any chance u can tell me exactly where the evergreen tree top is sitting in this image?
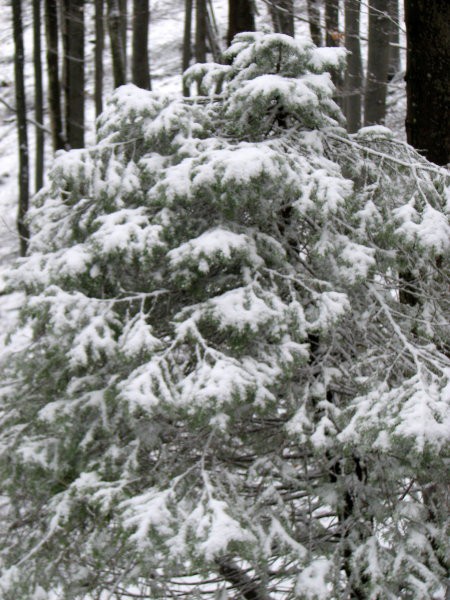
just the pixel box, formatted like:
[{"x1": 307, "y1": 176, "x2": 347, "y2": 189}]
[{"x1": 0, "y1": 33, "x2": 449, "y2": 599}]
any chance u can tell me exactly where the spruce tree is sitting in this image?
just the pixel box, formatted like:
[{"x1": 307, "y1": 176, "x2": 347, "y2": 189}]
[{"x1": 0, "y1": 33, "x2": 449, "y2": 599}]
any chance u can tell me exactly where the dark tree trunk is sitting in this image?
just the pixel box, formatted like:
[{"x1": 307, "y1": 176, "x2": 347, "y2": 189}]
[
  {"x1": 63, "y1": 0, "x2": 85, "y2": 148},
  {"x1": 195, "y1": 0, "x2": 207, "y2": 62},
  {"x1": 307, "y1": 0, "x2": 323, "y2": 46},
  {"x1": 206, "y1": 0, "x2": 221, "y2": 62},
  {"x1": 269, "y1": 0, "x2": 294, "y2": 37},
  {"x1": 227, "y1": 0, "x2": 255, "y2": 46},
  {"x1": 364, "y1": 0, "x2": 390, "y2": 126},
  {"x1": 387, "y1": 0, "x2": 400, "y2": 80},
  {"x1": 344, "y1": 0, "x2": 363, "y2": 132},
  {"x1": 325, "y1": 0, "x2": 343, "y2": 107},
  {"x1": 108, "y1": 0, "x2": 127, "y2": 87},
  {"x1": 182, "y1": 0, "x2": 193, "y2": 96},
  {"x1": 405, "y1": 0, "x2": 450, "y2": 165},
  {"x1": 44, "y1": 0, "x2": 65, "y2": 150},
  {"x1": 119, "y1": 0, "x2": 127, "y2": 75},
  {"x1": 325, "y1": 0, "x2": 339, "y2": 46},
  {"x1": 33, "y1": 0, "x2": 44, "y2": 192},
  {"x1": 132, "y1": 0, "x2": 151, "y2": 89},
  {"x1": 95, "y1": 0, "x2": 104, "y2": 116},
  {"x1": 12, "y1": 0, "x2": 29, "y2": 256},
  {"x1": 403, "y1": 11, "x2": 450, "y2": 593}
]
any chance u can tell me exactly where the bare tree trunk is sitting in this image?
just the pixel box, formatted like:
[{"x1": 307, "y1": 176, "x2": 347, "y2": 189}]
[
  {"x1": 206, "y1": 0, "x2": 221, "y2": 62},
  {"x1": 44, "y1": 0, "x2": 65, "y2": 150},
  {"x1": 182, "y1": 0, "x2": 193, "y2": 96},
  {"x1": 387, "y1": 0, "x2": 400, "y2": 80},
  {"x1": 405, "y1": 0, "x2": 450, "y2": 165},
  {"x1": 132, "y1": 0, "x2": 151, "y2": 89},
  {"x1": 227, "y1": 0, "x2": 255, "y2": 46},
  {"x1": 33, "y1": 0, "x2": 44, "y2": 192},
  {"x1": 95, "y1": 0, "x2": 104, "y2": 116},
  {"x1": 63, "y1": 0, "x2": 85, "y2": 148},
  {"x1": 403, "y1": 10, "x2": 450, "y2": 591},
  {"x1": 344, "y1": 0, "x2": 363, "y2": 132},
  {"x1": 269, "y1": 0, "x2": 295, "y2": 36},
  {"x1": 195, "y1": 0, "x2": 207, "y2": 62},
  {"x1": 364, "y1": 0, "x2": 390, "y2": 126},
  {"x1": 325, "y1": 0, "x2": 343, "y2": 108},
  {"x1": 325, "y1": 0, "x2": 339, "y2": 46},
  {"x1": 307, "y1": 0, "x2": 323, "y2": 46},
  {"x1": 12, "y1": 0, "x2": 29, "y2": 256},
  {"x1": 119, "y1": 0, "x2": 127, "y2": 76},
  {"x1": 108, "y1": 0, "x2": 126, "y2": 87}
]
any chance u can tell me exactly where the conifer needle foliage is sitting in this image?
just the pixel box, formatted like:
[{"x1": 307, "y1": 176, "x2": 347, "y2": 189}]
[{"x1": 0, "y1": 33, "x2": 449, "y2": 599}]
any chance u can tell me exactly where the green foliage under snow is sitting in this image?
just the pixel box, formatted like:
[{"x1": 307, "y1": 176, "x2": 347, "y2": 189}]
[{"x1": 0, "y1": 33, "x2": 449, "y2": 599}]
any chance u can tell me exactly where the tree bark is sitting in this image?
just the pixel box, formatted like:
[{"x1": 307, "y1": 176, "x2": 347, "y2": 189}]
[
  {"x1": 12, "y1": 0, "x2": 29, "y2": 256},
  {"x1": 119, "y1": 0, "x2": 127, "y2": 75},
  {"x1": 364, "y1": 0, "x2": 390, "y2": 126},
  {"x1": 206, "y1": 0, "x2": 221, "y2": 63},
  {"x1": 44, "y1": 0, "x2": 65, "y2": 150},
  {"x1": 95, "y1": 0, "x2": 104, "y2": 116},
  {"x1": 227, "y1": 0, "x2": 255, "y2": 46},
  {"x1": 269, "y1": 0, "x2": 294, "y2": 37},
  {"x1": 307, "y1": 0, "x2": 323, "y2": 46},
  {"x1": 325, "y1": 0, "x2": 339, "y2": 46},
  {"x1": 344, "y1": 0, "x2": 363, "y2": 132},
  {"x1": 195, "y1": 0, "x2": 207, "y2": 63},
  {"x1": 325, "y1": 0, "x2": 343, "y2": 108},
  {"x1": 405, "y1": 0, "x2": 450, "y2": 166},
  {"x1": 108, "y1": 0, "x2": 127, "y2": 87},
  {"x1": 182, "y1": 0, "x2": 193, "y2": 96},
  {"x1": 132, "y1": 0, "x2": 151, "y2": 89},
  {"x1": 63, "y1": 0, "x2": 85, "y2": 148},
  {"x1": 33, "y1": 0, "x2": 44, "y2": 192},
  {"x1": 387, "y1": 0, "x2": 400, "y2": 80}
]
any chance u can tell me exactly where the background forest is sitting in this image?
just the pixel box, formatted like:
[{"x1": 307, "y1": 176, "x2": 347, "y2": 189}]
[{"x1": 0, "y1": 1, "x2": 449, "y2": 600}]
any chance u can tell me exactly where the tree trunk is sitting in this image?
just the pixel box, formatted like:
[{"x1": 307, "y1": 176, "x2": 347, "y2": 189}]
[
  {"x1": 307, "y1": 0, "x2": 323, "y2": 46},
  {"x1": 108, "y1": 0, "x2": 127, "y2": 87},
  {"x1": 269, "y1": 0, "x2": 294, "y2": 37},
  {"x1": 308, "y1": 0, "x2": 323, "y2": 46},
  {"x1": 387, "y1": 0, "x2": 400, "y2": 80},
  {"x1": 33, "y1": 0, "x2": 44, "y2": 192},
  {"x1": 195, "y1": 0, "x2": 207, "y2": 63},
  {"x1": 206, "y1": 0, "x2": 221, "y2": 63},
  {"x1": 119, "y1": 0, "x2": 127, "y2": 75},
  {"x1": 63, "y1": 0, "x2": 85, "y2": 148},
  {"x1": 403, "y1": 12, "x2": 450, "y2": 595},
  {"x1": 344, "y1": 0, "x2": 363, "y2": 132},
  {"x1": 132, "y1": 0, "x2": 151, "y2": 89},
  {"x1": 325, "y1": 0, "x2": 339, "y2": 46},
  {"x1": 227, "y1": 0, "x2": 255, "y2": 46},
  {"x1": 12, "y1": 0, "x2": 29, "y2": 256},
  {"x1": 364, "y1": 0, "x2": 390, "y2": 126},
  {"x1": 44, "y1": 0, "x2": 65, "y2": 150},
  {"x1": 405, "y1": 0, "x2": 450, "y2": 165},
  {"x1": 95, "y1": 0, "x2": 104, "y2": 116},
  {"x1": 182, "y1": 0, "x2": 193, "y2": 96},
  {"x1": 325, "y1": 0, "x2": 343, "y2": 107}
]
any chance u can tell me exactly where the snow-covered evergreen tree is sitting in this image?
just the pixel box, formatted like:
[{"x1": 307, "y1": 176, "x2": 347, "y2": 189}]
[{"x1": 1, "y1": 33, "x2": 449, "y2": 599}]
